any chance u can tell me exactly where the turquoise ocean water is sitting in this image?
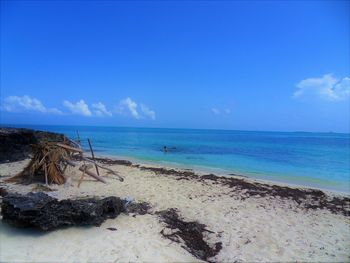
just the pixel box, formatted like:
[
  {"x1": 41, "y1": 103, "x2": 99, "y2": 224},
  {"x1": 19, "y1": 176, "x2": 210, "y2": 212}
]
[{"x1": 5, "y1": 125, "x2": 350, "y2": 193}]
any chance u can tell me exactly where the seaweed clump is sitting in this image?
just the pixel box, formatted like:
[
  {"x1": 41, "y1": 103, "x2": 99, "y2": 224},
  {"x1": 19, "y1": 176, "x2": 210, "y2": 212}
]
[
  {"x1": 200, "y1": 175, "x2": 350, "y2": 216},
  {"x1": 157, "y1": 208, "x2": 222, "y2": 262},
  {"x1": 125, "y1": 201, "x2": 152, "y2": 215},
  {"x1": 73, "y1": 156, "x2": 350, "y2": 216}
]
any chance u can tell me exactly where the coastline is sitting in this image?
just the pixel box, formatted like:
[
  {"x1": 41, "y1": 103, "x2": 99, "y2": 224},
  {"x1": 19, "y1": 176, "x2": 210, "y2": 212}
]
[
  {"x1": 96, "y1": 152, "x2": 350, "y2": 196},
  {"x1": 2, "y1": 125, "x2": 348, "y2": 193},
  {"x1": 1, "y1": 154, "x2": 349, "y2": 262}
]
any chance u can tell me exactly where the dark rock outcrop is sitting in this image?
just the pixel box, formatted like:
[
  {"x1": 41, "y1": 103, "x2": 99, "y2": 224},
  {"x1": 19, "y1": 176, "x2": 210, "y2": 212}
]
[
  {"x1": 0, "y1": 127, "x2": 65, "y2": 163},
  {"x1": 0, "y1": 187, "x2": 8, "y2": 197},
  {"x1": 1, "y1": 192, "x2": 125, "y2": 231}
]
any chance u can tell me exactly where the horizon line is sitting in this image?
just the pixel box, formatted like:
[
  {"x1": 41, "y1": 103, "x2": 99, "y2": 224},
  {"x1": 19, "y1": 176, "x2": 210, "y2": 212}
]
[{"x1": 1, "y1": 123, "x2": 349, "y2": 135}]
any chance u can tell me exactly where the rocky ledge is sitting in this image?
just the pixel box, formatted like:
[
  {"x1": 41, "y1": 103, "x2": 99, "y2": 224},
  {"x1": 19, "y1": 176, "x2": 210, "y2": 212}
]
[
  {"x1": 0, "y1": 127, "x2": 65, "y2": 163},
  {"x1": 1, "y1": 192, "x2": 125, "y2": 231}
]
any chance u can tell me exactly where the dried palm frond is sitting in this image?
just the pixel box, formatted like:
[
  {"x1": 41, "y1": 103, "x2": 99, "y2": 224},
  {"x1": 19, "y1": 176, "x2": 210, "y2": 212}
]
[
  {"x1": 6, "y1": 140, "x2": 78, "y2": 185},
  {"x1": 6, "y1": 136, "x2": 123, "y2": 186}
]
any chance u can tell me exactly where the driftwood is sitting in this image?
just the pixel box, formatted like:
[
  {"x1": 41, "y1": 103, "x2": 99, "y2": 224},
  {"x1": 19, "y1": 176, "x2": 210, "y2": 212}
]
[
  {"x1": 67, "y1": 138, "x2": 81, "y2": 150},
  {"x1": 78, "y1": 167, "x2": 86, "y2": 188},
  {"x1": 7, "y1": 134, "x2": 123, "y2": 186},
  {"x1": 6, "y1": 142, "x2": 69, "y2": 185},
  {"x1": 88, "y1": 138, "x2": 100, "y2": 175},
  {"x1": 80, "y1": 156, "x2": 124, "y2": 182},
  {"x1": 76, "y1": 130, "x2": 81, "y2": 145},
  {"x1": 56, "y1": 143, "x2": 83, "y2": 153},
  {"x1": 79, "y1": 165, "x2": 107, "y2": 184},
  {"x1": 67, "y1": 157, "x2": 123, "y2": 183},
  {"x1": 77, "y1": 164, "x2": 94, "y2": 187},
  {"x1": 44, "y1": 163, "x2": 48, "y2": 186}
]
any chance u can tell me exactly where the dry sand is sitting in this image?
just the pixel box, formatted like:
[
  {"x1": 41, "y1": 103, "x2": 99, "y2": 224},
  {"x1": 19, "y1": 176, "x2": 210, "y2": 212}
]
[{"x1": 0, "y1": 158, "x2": 349, "y2": 262}]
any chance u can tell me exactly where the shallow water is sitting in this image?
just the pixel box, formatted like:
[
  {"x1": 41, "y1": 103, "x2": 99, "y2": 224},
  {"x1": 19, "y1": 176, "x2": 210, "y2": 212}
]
[{"x1": 5, "y1": 125, "x2": 350, "y2": 192}]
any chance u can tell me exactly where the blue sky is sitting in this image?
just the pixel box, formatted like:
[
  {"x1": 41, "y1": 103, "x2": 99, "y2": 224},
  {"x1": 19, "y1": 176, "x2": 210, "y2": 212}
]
[{"x1": 1, "y1": 1, "x2": 349, "y2": 132}]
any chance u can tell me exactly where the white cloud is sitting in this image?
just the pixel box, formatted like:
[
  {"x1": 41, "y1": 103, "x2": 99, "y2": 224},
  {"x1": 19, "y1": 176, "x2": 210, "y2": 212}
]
[
  {"x1": 63, "y1": 99, "x2": 92, "y2": 116},
  {"x1": 2, "y1": 95, "x2": 62, "y2": 114},
  {"x1": 118, "y1": 97, "x2": 139, "y2": 119},
  {"x1": 116, "y1": 97, "x2": 156, "y2": 120},
  {"x1": 334, "y1": 77, "x2": 350, "y2": 99},
  {"x1": 92, "y1": 102, "x2": 112, "y2": 117},
  {"x1": 294, "y1": 74, "x2": 350, "y2": 101},
  {"x1": 140, "y1": 104, "x2": 156, "y2": 120},
  {"x1": 212, "y1": 108, "x2": 220, "y2": 114}
]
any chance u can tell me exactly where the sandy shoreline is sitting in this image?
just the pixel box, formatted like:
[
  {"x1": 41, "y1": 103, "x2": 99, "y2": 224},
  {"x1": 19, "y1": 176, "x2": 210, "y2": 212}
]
[
  {"x1": 0, "y1": 157, "x2": 349, "y2": 262},
  {"x1": 95, "y1": 152, "x2": 350, "y2": 195}
]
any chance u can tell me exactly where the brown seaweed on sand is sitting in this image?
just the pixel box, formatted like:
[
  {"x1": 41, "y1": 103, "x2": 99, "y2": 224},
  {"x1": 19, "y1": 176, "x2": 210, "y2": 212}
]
[
  {"x1": 103, "y1": 157, "x2": 350, "y2": 216},
  {"x1": 200, "y1": 175, "x2": 350, "y2": 216},
  {"x1": 157, "y1": 208, "x2": 222, "y2": 262}
]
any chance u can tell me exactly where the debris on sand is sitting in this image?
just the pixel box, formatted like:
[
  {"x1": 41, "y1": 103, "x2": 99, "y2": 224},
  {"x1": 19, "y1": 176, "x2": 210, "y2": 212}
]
[
  {"x1": 200, "y1": 175, "x2": 350, "y2": 216},
  {"x1": 6, "y1": 139, "x2": 123, "y2": 186},
  {"x1": 6, "y1": 140, "x2": 83, "y2": 185},
  {"x1": 1, "y1": 192, "x2": 125, "y2": 231},
  {"x1": 67, "y1": 155, "x2": 350, "y2": 216},
  {"x1": 0, "y1": 187, "x2": 8, "y2": 197},
  {"x1": 157, "y1": 208, "x2": 222, "y2": 262},
  {"x1": 128, "y1": 162, "x2": 350, "y2": 216},
  {"x1": 73, "y1": 155, "x2": 133, "y2": 167},
  {"x1": 124, "y1": 201, "x2": 152, "y2": 215}
]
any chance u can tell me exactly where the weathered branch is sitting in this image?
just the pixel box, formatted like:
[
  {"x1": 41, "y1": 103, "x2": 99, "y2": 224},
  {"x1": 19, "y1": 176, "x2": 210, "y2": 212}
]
[
  {"x1": 68, "y1": 138, "x2": 82, "y2": 150},
  {"x1": 80, "y1": 156, "x2": 124, "y2": 182},
  {"x1": 56, "y1": 143, "x2": 83, "y2": 153},
  {"x1": 79, "y1": 165, "x2": 107, "y2": 184},
  {"x1": 88, "y1": 138, "x2": 100, "y2": 176}
]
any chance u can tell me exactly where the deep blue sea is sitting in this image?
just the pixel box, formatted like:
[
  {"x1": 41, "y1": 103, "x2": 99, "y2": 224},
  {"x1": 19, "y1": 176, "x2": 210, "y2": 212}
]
[{"x1": 5, "y1": 125, "x2": 350, "y2": 193}]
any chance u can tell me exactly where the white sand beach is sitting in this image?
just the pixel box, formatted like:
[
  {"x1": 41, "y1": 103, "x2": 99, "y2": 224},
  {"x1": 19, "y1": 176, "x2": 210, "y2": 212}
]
[
  {"x1": 2, "y1": 0, "x2": 349, "y2": 262},
  {"x1": 0, "y1": 158, "x2": 349, "y2": 262}
]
